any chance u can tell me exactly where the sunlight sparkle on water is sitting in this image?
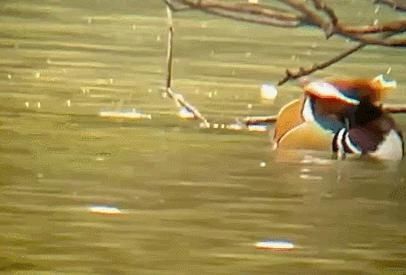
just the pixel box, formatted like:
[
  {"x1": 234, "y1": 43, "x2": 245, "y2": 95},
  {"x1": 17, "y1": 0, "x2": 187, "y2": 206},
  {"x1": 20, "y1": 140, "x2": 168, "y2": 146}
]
[
  {"x1": 255, "y1": 240, "x2": 295, "y2": 250},
  {"x1": 89, "y1": 206, "x2": 122, "y2": 215}
]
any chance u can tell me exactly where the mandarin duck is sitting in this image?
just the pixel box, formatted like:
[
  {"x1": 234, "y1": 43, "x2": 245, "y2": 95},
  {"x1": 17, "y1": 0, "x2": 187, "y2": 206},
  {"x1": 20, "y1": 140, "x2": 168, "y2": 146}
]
[{"x1": 273, "y1": 75, "x2": 404, "y2": 161}]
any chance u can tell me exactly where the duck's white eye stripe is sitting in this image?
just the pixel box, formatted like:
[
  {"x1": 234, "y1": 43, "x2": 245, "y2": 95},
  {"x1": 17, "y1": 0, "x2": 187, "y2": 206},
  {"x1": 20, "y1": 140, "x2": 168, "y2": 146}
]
[
  {"x1": 336, "y1": 128, "x2": 347, "y2": 156},
  {"x1": 302, "y1": 97, "x2": 315, "y2": 121},
  {"x1": 305, "y1": 81, "x2": 360, "y2": 105}
]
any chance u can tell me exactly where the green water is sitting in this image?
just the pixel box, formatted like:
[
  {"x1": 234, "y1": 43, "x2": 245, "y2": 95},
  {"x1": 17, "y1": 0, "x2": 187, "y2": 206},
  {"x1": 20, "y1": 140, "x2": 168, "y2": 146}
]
[{"x1": 0, "y1": 0, "x2": 406, "y2": 274}]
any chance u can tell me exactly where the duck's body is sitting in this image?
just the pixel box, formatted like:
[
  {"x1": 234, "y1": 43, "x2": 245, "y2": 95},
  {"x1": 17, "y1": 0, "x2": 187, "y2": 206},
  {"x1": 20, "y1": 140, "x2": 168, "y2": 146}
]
[
  {"x1": 273, "y1": 97, "x2": 336, "y2": 151},
  {"x1": 272, "y1": 75, "x2": 404, "y2": 161}
]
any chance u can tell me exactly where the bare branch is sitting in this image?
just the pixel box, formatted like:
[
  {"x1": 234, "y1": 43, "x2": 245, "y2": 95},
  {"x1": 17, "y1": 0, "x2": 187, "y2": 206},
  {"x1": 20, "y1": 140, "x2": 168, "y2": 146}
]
[
  {"x1": 161, "y1": 0, "x2": 406, "y2": 134},
  {"x1": 165, "y1": 6, "x2": 174, "y2": 90},
  {"x1": 311, "y1": 0, "x2": 338, "y2": 25},
  {"x1": 288, "y1": 0, "x2": 406, "y2": 46},
  {"x1": 309, "y1": 0, "x2": 406, "y2": 45},
  {"x1": 278, "y1": 42, "x2": 366, "y2": 85},
  {"x1": 278, "y1": 27, "x2": 402, "y2": 85},
  {"x1": 244, "y1": 115, "x2": 278, "y2": 125},
  {"x1": 163, "y1": 0, "x2": 191, "y2": 12},
  {"x1": 169, "y1": 0, "x2": 406, "y2": 47},
  {"x1": 243, "y1": 104, "x2": 406, "y2": 126},
  {"x1": 172, "y1": 0, "x2": 302, "y2": 27},
  {"x1": 338, "y1": 20, "x2": 406, "y2": 34},
  {"x1": 165, "y1": 0, "x2": 405, "y2": 87},
  {"x1": 283, "y1": 0, "x2": 334, "y2": 36},
  {"x1": 382, "y1": 104, "x2": 406, "y2": 113},
  {"x1": 195, "y1": 8, "x2": 301, "y2": 27},
  {"x1": 177, "y1": 0, "x2": 302, "y2": 21},
  {"x1": 375, "y1": 0, "x2": 406, "y2": 11},
  {"x1": 310, "y1": 0, "x2": 406, "y2": 34},
  {"x1": 336, "y1": 31, "x2": 406, "y2": 47}
]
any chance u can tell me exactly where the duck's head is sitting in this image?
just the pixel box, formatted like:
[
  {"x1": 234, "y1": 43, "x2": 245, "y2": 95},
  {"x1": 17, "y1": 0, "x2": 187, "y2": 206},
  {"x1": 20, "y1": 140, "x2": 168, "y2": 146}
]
[
  {"x1": 303, "y1": 75, "x2": 397, "y2": 111},
  {"x1": 303, "y1": 80, "x2": 360, "y2": 117},
  {"x1": 328, "y1": 74, "x2": 397, "y2": 104}
]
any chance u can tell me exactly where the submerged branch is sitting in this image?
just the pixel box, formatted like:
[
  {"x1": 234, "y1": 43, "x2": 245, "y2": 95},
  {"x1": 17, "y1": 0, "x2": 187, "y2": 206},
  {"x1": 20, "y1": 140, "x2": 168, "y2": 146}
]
[{"x1": 167, "y1": 87, "x2": 210, "y2": 126}]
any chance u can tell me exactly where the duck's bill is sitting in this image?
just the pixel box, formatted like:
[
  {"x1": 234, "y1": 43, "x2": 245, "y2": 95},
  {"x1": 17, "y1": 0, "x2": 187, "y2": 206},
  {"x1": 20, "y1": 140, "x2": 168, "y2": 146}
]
[{"x1": 372, "y1": 74, "x2": 397, "y2": 91}]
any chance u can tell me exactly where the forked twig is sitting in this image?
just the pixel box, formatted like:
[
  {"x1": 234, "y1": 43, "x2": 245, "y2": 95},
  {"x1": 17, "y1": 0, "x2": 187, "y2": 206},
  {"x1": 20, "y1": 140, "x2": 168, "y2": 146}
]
[
  {"x1": 164, "y1": 0, "x2": 404, "y2": 85},
  {"x1": 165, "y1": 6, "x2": 210, "y2": 127},
  {"x1": 170, "y1": 0, "x2": 406, "y2": 47},
  {"x1": 163, "y1": 1, "x2": 406, "y2": 129},
  {"x1": 278, "y1": 28, "x2": 399, "y2": 85}
]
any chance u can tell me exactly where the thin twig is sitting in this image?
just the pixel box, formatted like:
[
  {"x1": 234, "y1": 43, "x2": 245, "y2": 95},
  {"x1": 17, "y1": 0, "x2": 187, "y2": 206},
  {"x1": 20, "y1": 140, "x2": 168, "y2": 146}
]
[
  {"x1": 170, "y1": 0, "x2": 303, "y2": 27},
  {"x1": 243, "y1": 115, "x2": 278, "y2": 125},
  {"x1": 282, "y1": 0, "x2": 335, "y2": 37},
  {"x1": 164, "y1": 7, "x2": 174, "y2": 87},
  {"x1": 163, "y1": 0, "x2": 191, "y2": 12},
  {"x1": 375, "y1": 0, "x2": 406, "y2": 11},
  {"x1": 243, "y1": 104, "x2": 406, "y2": 126},
  {"x1": 311, "y1": 0, "x2": 338, "y2": 25},
  {"x1": 167, "y1": 87, "x2": 210, "y2": 126},
  {"x1": 166, "y1": 6, "x2": 173, "y2": 90},
  {"x1": 278, "y1": 42, "x2": 366, "y2": 86},
  {"x1": 383, "y1": 104, "x2": 406, "y2": 113},
  {"x1": 176, "y1": 0, "x2": 302, "y2": 22},
  {"x1": 339, "y1": 32, "x2": 405, "y2": 47},
  {"x1": 337, "y1": 21, "x2": 406, "y2": 34},
  {"x1": 165, "y1": 6, "x2": 210, "y2": 127},
  {"x1": 278, "y1": 29, "x2": 400, "y2": 85},
  {"x1": 284, "y1": 0, "x2": 406, "y2": 46},
  {"x1": 195, "y1": 8, "x2": 301, "y2": 27}
]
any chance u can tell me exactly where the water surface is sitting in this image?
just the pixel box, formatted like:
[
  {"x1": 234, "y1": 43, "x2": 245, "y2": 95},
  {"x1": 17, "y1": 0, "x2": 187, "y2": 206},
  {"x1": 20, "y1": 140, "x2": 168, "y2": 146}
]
[{"x1": 0, "y1": 0, "x2": 406, "y2": 274}]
